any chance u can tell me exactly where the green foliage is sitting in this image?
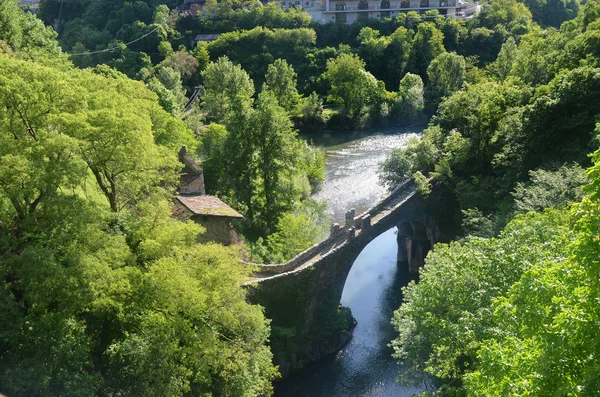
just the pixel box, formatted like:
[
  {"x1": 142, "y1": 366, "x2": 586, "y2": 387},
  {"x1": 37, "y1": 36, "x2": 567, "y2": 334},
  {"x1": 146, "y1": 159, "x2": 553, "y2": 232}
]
[
  {"x1": 512, "y1": 163, "x2": 587, "y2": 214},
  {"x1": 207, "y1": 26, "x2": 318, "y2": 93},
  {"x1": 0, "y1": 0, "x2": 63, "y2": 61},
  {"x1": 199, "y1": 0, "x2": 311, "y2": 31},
  {"x1": 426, "y1": 52, "x2": 466, "y2": 112},
  {"x1": 414, "y1": 171, "x2": 431, "y2": 197},
  {"x1": 462, "y1": 152, "x2": 600, "y2": 395},
  {"x1": 409, "y1": 22, "x2": 445, "y2": 79},
  {"x1": 191, "y1": 41, "x2": 210, "y2": 73},
  {"x1": 379, "y1": 131, "x2": 439, "y2": 190},
  {"x1": 322, "y1": 53, "x2": 380, "y2": 121},
  {"x1": 478, "y1": 0, "x2": 533, "y2": 34},
  {"x1": 0, "y1": 50, "x2": 277, "y2": 396},
  {"x1": 392, "y1": 209, "x2": 574, "y2": 390},
  {"x1": 396, "y1": 72, "x2": 424, "y2": 122},
  {"x1": 250, "y1": 199, "x2": 328, "y2": 263},
  {"x1": 200, "y1": 56, "x2": 255, "y2": 123},
  {"x1": 522, "y1": 0, "x2": 580, "y2": 27},
  {"x1": 460, "y1": 208, "x2": 494, "y2": 238},
  {"x1": 492, "y1": 36, "x2": 518, "y2": 81},
  {"x1": 379, "y1": 148, "x2": 412, "y2": 190},
  {"x1": 263, "y1": 58, "x2": 301, "y2": 114},
  {"x1": 198, "y1": 78, "x2": 324, "y2": 238},
  {"x1": 297, "y1": 91, "x2": 325, "y2": 128}
]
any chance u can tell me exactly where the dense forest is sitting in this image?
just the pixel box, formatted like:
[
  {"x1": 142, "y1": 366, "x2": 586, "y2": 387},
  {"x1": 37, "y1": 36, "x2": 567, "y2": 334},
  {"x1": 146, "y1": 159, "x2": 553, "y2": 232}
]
[
  {"x1": 1, "y1": 0, "x2": 599, "y2": 395},
  {"x1": 383, "y1": 2, "x2": 600, "y2": 395}
]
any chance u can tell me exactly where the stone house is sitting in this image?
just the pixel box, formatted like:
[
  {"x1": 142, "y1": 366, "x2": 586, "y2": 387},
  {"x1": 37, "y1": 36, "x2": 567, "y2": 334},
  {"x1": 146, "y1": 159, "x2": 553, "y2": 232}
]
[
  {"x1": 176, "y1": 0, "x2": 205, "y2": 15},
  {"x1": 173, "y1": 146, "x2": 243, "y2": 246}
]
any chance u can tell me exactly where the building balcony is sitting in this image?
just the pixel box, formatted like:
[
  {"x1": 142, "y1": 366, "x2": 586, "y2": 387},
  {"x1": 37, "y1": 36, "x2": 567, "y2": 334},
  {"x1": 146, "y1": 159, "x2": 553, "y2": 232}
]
[{"x1": 323, "y1": 2, "x2": 456, "y2": 12}]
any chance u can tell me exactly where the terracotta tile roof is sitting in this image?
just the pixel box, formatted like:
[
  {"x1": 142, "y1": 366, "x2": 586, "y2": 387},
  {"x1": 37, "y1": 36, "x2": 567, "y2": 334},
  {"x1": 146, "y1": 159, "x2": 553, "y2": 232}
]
[
  {"x1": 175, "y1": 195, "x2": 243, "y2": 218},
  {"x1": 172, "y1": 200, "x2": 194, "y2": 221}
]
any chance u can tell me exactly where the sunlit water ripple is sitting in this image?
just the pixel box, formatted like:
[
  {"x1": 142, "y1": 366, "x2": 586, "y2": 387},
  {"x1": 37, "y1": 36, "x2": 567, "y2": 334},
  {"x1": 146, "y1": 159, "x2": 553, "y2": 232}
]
[{"x1": 310, "y1": 129, "x2": 421, "y2": 224}]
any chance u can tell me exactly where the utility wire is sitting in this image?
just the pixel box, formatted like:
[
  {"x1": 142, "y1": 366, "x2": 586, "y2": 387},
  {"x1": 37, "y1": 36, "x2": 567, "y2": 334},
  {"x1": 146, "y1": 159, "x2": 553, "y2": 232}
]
[
  {"x1": 69, "y1": 16, "x2": 174, "y2": 57},
  {"x1": 56, "y1": 0, "x2": 64, "y2": 31}
]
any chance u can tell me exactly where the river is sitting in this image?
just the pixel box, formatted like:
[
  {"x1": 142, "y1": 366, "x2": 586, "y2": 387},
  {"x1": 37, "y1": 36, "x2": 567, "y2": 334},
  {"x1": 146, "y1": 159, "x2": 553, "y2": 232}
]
[
  {"x1": 275, "y1": 127, "x2": 425, "y2": 396},
  {"x1": 308, "y1": 128, "x2": 420, "y2": 224}
]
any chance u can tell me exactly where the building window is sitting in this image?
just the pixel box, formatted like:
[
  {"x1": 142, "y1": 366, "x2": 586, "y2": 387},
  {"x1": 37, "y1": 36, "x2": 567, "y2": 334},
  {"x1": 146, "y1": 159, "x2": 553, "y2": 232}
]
[
  {"x1": 439, "y1": 0, "x2": 448, "y2": 5},
  {"x1": 401, "y1": 0, "x2": 410, "y2": 7},
  {"x1": 335, "y1": 1, "x2": 346, "y2": 10},
  {"x1": 357, "y1": 12, "x2": 369, "y2": 21},
  {"x1": 336, "y1": 12, "x2": 347, "y2": 22},
  {"x1": 358, "y1": 0, "x2": 369, "y2": 9},
  {"x1": 381, "y1": 0, "x2": 390, "y2": 8},
  {"x1": 420, "y1": 0, "x2": 429, "y2": 7},
  {"x1": 381, "y1": 11, "x2": 390, "y2": 18}
]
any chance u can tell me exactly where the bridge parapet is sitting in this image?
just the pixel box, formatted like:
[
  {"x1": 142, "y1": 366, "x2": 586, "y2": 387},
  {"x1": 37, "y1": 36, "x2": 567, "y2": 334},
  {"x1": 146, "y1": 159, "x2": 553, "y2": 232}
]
[{"x1": 355, "y1": 177, "x2": 415, "y2": 226}]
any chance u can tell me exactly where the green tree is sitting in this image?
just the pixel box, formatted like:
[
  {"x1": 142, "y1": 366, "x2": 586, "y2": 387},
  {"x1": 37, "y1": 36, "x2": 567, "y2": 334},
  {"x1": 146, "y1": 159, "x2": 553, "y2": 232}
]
[
  {"x1": 247, "y1": 91, "x2": 303, "y2": 234},
  {"x1": 191, "y1": 41, "x2": 210, "y2": 73},
  {"x1": 522, "y1": 0, "x2": 579, "y2": 27},
  {"x1": 391, "y1": 209, "x2": 573, "y2": 392},
  {"x1": 379, "y1": 130, "x2": 439, "y2": 190},
  {"x1": 494, "y1": 36, "x2": 518, "y2": 80},
  {"x1": 409, "y1": 22, "x2": 445, "y2": 80},
  {"x1": 383, "y1": 26, "x2": 413, "y2": 90},
  {"x1": 464, "y1": 149, "x2": 600, "y2": 395},
  {"x1": 0, "y1": 0, "x2": 62, "y2": 61},
  {"x1": 512, "y1": 163, "x2": 587, "y2": 214},
  {"x1": 201, "y1": 56, "x2": 255, "y2": 123},
  {"x1": 322, "y1": 53, "x2": 378, "y2": 120},
  {"x1": 426, "y1": 52, "x2": 466, "y2": 105},
  {"x1": 0, "y1": 52, "x2": 277, "y2": 397},
  {"x1": 251, "y1": 199, "x2": 328, "y2": 263},
  {"x1": 396, "y1": 72, "x2": 424, "y2": 121},
  {"x1": 263, "y1": 58, "x2": 301, "y2": 114},
  {"x1": 425, "y1": 52, "x2": 467, "y2": 113}
]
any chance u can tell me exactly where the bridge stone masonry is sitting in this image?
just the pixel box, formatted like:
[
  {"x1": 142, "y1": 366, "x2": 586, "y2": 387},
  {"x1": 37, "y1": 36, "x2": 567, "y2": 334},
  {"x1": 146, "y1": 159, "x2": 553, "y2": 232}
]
[{"x1": 245, "y1": 177, "x2": 458, "y2": 377}]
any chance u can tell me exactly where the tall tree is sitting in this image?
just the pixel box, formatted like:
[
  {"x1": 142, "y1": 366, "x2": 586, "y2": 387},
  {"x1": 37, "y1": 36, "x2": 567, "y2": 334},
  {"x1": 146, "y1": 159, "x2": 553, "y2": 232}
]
[
  {"x1": 201, "y1": 56, "x2": 255, "y2": 123},
  {"x1": 409, "y1": 22, "x2": 445, "y2": 81},
  {"x1": 322, "y1": 53, "x2": 378, "y2": 120},
  {"x1": 0, "y1": 50, "x2": 277, "y2": 396},
  {"x1": 263, "y1": 58, "x2": 301, "y2": 114},
  {"x1": 426, "y1": 52, "x2": 466, "y2": 111}
]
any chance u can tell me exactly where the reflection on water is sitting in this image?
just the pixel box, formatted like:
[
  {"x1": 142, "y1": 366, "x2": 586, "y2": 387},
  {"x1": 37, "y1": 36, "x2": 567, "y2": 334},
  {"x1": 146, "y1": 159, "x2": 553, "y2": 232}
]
[
  {"x1": 305, "y1": 128, "x2": 422, "y2": 224},
  {"x1": 275, "y1": 229, "x2": 424, "y2": 396}
]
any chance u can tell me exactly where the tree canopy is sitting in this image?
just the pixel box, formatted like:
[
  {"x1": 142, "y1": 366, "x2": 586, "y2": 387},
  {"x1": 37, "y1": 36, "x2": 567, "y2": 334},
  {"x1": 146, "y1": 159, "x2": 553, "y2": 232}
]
[{"x1": 0, "y1": 7, "x2": 278, "y2": 393}]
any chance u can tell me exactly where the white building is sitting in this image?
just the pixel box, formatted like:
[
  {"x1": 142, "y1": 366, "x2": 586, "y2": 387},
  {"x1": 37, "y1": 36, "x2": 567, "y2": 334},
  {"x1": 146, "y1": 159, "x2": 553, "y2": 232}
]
[{"x1": 281, "y1": 0, "x2": 458, "y2": 24}]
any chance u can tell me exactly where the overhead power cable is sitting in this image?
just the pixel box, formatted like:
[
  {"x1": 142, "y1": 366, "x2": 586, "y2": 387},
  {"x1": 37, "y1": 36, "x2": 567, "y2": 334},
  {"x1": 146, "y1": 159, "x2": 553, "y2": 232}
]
[{"x1": 69, "y1": 16, "x2": 174, "y2": 57}]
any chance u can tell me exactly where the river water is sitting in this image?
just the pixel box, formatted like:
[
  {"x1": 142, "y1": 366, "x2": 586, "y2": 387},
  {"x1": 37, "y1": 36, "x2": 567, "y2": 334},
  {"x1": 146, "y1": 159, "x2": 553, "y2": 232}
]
[
  {"x1": 275, "y1": 127, "x2": 425, "y2": 396},
  {"x1": 308, "y1": 128, "x2": 420, "y2": 224}
]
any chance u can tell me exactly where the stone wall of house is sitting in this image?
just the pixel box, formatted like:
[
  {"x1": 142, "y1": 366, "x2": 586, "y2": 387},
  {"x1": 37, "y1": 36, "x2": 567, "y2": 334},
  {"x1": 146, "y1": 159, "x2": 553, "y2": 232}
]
[{"x1": 195, "y1": 216, "x2": 236, "y2": 246}]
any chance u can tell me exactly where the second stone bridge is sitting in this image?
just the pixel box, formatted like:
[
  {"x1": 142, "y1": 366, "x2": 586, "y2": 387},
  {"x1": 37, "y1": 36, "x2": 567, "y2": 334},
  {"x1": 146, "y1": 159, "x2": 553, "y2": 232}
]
[{"x1": 246, "y1": 178, "x2": 456, "y2": 376}]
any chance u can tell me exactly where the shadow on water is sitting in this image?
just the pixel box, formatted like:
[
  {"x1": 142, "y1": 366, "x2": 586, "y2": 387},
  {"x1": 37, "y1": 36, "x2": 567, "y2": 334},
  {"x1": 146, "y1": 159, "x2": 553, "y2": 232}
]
[{"x1": 274, "y1": 228, "x2": 425, "y2": 397}]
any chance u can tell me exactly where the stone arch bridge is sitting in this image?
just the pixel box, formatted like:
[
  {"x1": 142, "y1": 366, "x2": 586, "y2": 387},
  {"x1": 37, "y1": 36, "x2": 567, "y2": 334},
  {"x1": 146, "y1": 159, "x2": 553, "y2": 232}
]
[{"x1": 245, "y1": 178, "x2": 456, "y2": 376}]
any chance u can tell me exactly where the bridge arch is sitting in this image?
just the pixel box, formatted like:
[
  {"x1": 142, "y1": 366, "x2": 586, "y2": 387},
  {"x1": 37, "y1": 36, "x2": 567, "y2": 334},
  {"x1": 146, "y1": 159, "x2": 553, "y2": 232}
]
[{"x1": 246, "y1": 178, "x2": 453, "y2": 376}]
